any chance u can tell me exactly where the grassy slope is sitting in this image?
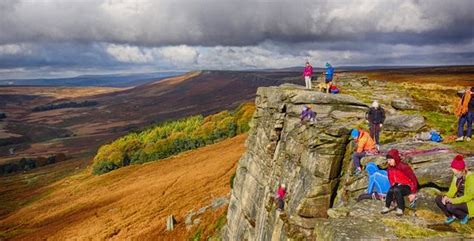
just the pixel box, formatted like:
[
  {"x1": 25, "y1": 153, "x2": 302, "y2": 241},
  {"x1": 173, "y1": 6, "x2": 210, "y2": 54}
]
[{"x1": 0, "y1": 134, "x2": 246, "y2": 240}]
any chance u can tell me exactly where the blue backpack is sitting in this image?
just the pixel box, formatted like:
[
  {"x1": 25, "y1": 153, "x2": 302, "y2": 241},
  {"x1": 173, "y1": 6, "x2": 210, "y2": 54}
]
[{"x1": 430, "y1": 131, "x2": 443, "y2": 142}]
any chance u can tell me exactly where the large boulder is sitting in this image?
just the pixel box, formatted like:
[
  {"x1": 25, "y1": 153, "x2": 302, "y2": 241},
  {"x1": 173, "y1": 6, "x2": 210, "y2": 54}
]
[
  {"x1": 317, "y1": 187, "x2": 468, "y2": 240},
  {"x1": 391, "y1": 98, "x2": 417, "y2": 110},
  {"x1": 384, "y1": 114, "x2": 425, "y2": 132}
]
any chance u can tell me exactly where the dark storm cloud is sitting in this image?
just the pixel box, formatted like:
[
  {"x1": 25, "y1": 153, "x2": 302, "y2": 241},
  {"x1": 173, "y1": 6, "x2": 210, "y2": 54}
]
[
  {"x1": 0, "y1": 43, "x2": 120, "y2": 68},
  {"x1": 0, "y1": 0, "x2": 472, "y2": 47},
  {"x1": 0, "y1": 0, "x2": 472, "y2": 77}
]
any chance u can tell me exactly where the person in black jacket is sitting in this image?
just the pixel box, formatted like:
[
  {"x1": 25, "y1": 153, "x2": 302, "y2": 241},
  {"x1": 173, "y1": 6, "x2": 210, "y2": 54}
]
[
  {"x1": 366, "y1": 100, "x2": 386, "y2": 147},
  {"x1": 456, "y1": 87, "x2": 474, "y2": 142}
]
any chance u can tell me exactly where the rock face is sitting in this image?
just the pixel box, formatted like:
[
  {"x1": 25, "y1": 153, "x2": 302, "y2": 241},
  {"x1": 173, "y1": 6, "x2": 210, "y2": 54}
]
[
  {"x1": 224, "y1": 85, "x2": 368, "y2": 240},
  {"x1": 384, "y1": 114, "x2": 426, "y2": 132},
  {"x1": 224, "y1": 85, "x2": 474, "y2": 240},
  {"x1": 391, "y1": 98, "x2": 417, "y2": 110}
]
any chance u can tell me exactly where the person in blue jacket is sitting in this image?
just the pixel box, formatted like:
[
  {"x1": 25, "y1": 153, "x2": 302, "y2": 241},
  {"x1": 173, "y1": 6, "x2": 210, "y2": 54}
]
[
  {"x1": 324, "y1": 63, "x2": 335, "y2": 93},
  {"x1": 357, "y1": 162, "x2": 390, "y2": 201}
]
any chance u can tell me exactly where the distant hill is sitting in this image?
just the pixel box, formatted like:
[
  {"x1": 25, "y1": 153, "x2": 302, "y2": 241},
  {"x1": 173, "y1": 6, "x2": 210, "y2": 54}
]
[
  {"x1": 0, "y1": 71, "x2": 185, "y2": 87},
  {"x1": 260, "y1": 64, "x2": 474, "y2": 73}
]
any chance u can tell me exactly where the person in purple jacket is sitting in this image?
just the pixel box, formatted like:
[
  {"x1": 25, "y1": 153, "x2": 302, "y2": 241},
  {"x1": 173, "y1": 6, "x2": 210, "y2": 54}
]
[
  {"x1": 300, "y1": 105, "x2": 316, "y2": 123},
  {"x1": 303, "y1": 61, "x2": 313, "y2": 89}
]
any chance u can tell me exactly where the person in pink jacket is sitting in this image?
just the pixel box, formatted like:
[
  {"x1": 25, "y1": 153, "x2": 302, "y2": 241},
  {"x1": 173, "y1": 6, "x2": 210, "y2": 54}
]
[{"x1": 303, "y1": 61, "x2": 313, "y2": 89}]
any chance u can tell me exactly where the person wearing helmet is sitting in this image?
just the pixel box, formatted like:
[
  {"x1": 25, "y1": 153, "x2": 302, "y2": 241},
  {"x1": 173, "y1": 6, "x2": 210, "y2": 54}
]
[{"x1": 350, "y1": 128, "x2": 377, "y2": 176}]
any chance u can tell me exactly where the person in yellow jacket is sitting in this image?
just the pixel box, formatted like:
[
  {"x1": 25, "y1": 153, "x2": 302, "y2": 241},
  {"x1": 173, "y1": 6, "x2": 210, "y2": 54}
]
[
  {"x1": 350, "y1": 128, "x2": 377, "y2": 176},
  {"x1": 435, "y1": 155, "x2": 473, "y2": 225}
]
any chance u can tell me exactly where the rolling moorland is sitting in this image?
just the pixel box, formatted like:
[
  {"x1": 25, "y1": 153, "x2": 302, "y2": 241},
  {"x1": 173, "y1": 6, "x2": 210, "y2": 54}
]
[
  {"x1": 0, "y1": 66, "x2": 473, "y2": 239},
  {"x1": 0, "y1": 70, "x2": 303, "y2": 223}
]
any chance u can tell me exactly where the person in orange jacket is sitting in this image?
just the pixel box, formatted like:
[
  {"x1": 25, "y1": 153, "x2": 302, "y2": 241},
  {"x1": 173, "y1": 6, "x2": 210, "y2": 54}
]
[{"x1": 350, "y1": 128, "x2": 377, "y2": 176}]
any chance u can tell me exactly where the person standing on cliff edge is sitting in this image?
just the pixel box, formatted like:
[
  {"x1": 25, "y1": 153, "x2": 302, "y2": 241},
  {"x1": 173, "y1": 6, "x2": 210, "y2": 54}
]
[
  {"x1": 324, "y1": 62, "x2": 335, "y2": 93},
  {"x1": 303, "y1": 61, "x2": 313, "y2": 89}
]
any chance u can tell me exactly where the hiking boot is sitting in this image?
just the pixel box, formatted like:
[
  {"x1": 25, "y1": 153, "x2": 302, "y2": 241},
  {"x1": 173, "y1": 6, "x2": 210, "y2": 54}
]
[
  {"x1": 460, "y1": 215, "x2": 469, "y2": 225},
  {"x1": 395, "y1": 208, "x2": 403, "y2": 216},
  {"x1": 381, "y1": 207, "x2": 391, "y2": 214},
  {"x1": 408, "y1": 198, "x2": 417, "y2": 209},
  {"x1": 455, "y1": 136, "x2": 464, "y2": 142},
  {"x1": 444, "y1": 216, "x2": 456, "y2": 224},
  {"x1": 353, "y1": 168, "x2": 362, "y2": 176},
  {"x1": 466, "y1": 137, "x2": 472, "y2": 142}
]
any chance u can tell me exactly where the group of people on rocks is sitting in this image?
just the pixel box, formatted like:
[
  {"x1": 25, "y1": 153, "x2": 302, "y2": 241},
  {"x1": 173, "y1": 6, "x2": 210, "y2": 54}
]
[
  {"x1": 350, "y1": 87, "x2": 474, "y2": 224},
  {"x1": 274, "y1": 65, "x2": 474, "y2": 225},
  {"x1": 350, "y1": 86, "x2": 473, "y2": 224},
  {"x1": 303, "y1": 61, "x2": 338, "y2": 94},
  {"x1": 358, "y1": 150, "x2": 473, "y2": 225}
]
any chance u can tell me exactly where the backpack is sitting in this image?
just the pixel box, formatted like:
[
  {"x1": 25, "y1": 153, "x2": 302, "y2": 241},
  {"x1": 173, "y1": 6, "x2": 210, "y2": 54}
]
[
  {"x1": 329, "y1": 85, "x2": 339, "y2": 94},
  {"x1": 430, "y1": 131, "x2": 443, "y2": 142}
]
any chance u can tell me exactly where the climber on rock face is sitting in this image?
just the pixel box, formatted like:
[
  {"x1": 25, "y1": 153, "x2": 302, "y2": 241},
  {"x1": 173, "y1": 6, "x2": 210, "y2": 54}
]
[
  {"x1": 357, "y1": 162, "x2": 390, "y2": 202},
  {"x1": 381, "y1": 149, "x2": 419, "y2": 216},
  {"x1": 435, "y1": 155, "x2": 473, "y2": 225},
  {"x1": 300, "y1": 105, "x2": 316, "y2": 124},
  {"x1": 350, "y1": 128, "x2": 378, "y2": 176},
  {"x1": 275, "y1": 184, "x2": 287, "y2": 212}
]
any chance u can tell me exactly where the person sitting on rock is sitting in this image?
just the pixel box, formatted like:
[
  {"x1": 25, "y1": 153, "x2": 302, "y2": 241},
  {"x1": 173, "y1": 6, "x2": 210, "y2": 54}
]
[
  {"x1": 435, "y1": 155, "x2": 473, "y2": 225},
  {"x1": 381, "y1": 149, "x2": 418, "y2": 216},
  {"x1": 455, "y1": 87, "x2": 474, "y2": 142},
  {"x1": 300, "y1": 105, "x2": 316, "y2": 123},
  {"x1": 357, "y1": 162, "x2": 390, "y2": 202},
  {"x1": 365, "y1": 100, "x2": 385, "y2": 148},
  {"x1": 350, "y1": 128, "x2": 378, "y2": 176},
  {"x1": 275, "y1": 184, "x2": 287, "y2": 212}
]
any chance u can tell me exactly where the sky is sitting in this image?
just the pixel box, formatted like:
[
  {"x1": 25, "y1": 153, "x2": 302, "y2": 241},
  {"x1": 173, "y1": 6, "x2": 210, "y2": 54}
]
[{"x1": 0, "y1": 0, "x2": 473, "y2": 79}]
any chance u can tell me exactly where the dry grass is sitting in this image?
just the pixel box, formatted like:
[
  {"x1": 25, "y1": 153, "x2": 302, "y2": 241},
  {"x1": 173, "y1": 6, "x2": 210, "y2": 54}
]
[
  {"x1": 0, "y1": 134, "x2": 246, "y2": 240},
  {"x1": 382, "y1": 218, "x2": 450, "y2": 238},
  {"x1": 0, "y1": 86, "x2": 126, "y2": 99},
  {"x1": 365, "y1": 68, "x2": 474, "y2": 87}
]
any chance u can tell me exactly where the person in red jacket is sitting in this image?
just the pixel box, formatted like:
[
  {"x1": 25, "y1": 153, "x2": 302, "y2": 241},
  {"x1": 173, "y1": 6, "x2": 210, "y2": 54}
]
[
  {"x1": 381, "y1": 149, "x2": 419, "y2": 216},
  {"x1": 275, "y1": 184, "x2": 287, "y2": 211}
]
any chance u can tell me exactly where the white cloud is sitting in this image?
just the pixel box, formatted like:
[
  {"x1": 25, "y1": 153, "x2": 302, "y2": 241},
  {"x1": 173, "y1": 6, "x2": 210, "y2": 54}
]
[
  {"x1": 156, "y1": 45, "x2": 199, "y2": 65},
  {"x1": 0, "y1": 44, "x2": 31, "y2": 55},
  {"x1": 106, "y1": 44, "x2": 154, "y2": 63}
]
